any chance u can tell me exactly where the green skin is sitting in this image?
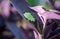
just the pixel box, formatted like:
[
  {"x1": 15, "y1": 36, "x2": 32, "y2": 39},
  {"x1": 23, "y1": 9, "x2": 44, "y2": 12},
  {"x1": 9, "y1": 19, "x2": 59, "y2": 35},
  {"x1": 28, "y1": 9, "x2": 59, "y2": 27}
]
[{"x1": 24, "y1": 12, "x2": 35, "y2": 22}]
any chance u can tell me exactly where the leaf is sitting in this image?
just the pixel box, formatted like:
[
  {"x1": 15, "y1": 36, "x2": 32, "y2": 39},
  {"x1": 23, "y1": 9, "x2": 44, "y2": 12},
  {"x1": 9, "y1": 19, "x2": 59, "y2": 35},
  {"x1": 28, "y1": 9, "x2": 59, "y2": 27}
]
[
  {"x1": 10, "y1": 0, "x2": 43, "y2": 30},
  {"x1": 31, "y1": 6, "x2": 60, "y2": 20},
  {"x1": 24, "y1": 12, "x2": 35, "y2": 22},
  {"x1": 28, "y1": 0, "x2": 45, "y2": 6},
  {"x1": 45, "y1": 4, "x2": 51, "y2": 10}
]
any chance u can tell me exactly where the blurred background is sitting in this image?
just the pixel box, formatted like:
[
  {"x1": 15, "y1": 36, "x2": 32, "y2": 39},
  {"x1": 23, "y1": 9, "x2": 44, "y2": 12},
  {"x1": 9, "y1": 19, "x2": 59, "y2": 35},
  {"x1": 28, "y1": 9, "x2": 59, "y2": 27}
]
[{"x1": 0, "y1": 0, "x2": 60, "y2": 39}]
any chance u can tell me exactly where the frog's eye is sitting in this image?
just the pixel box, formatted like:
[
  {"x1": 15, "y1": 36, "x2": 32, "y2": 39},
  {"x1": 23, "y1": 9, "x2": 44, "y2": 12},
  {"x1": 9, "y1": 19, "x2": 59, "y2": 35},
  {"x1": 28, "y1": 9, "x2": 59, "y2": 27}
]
[{"x1": 24, "y1": 12, "x2": 35, "y2": 22}]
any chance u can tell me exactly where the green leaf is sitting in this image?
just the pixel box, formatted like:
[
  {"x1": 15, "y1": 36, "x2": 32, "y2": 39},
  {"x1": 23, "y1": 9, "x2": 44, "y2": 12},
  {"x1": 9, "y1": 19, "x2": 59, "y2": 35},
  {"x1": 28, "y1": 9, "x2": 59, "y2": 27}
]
[
  {"x1": 28, "y1": 0, "x2": 45, "y2": 6},
  {"x1": 45, "y1": 4, "x2": 51, "y2": 10},
  {"x1": 24, "y1": 12, "x2": 35, "y2": 22}
]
